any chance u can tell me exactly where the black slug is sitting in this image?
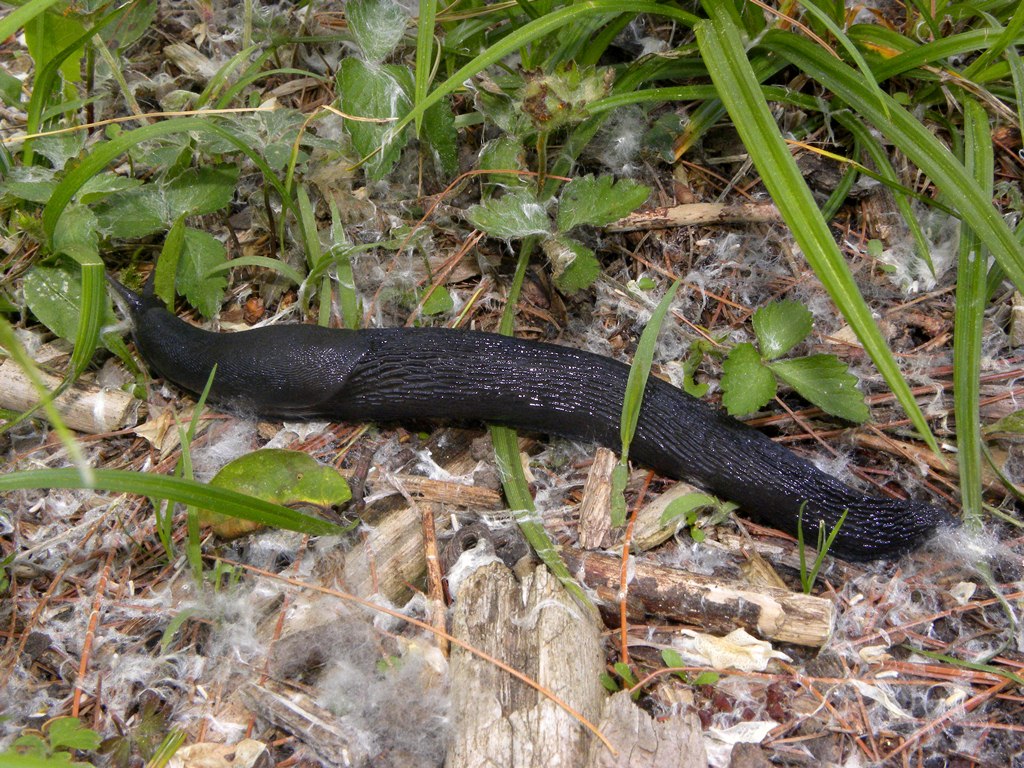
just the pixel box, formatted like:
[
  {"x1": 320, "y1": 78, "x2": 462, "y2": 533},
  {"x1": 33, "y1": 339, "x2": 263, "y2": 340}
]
[{"x1": 111, "y1": 278, "x2": 956, "y2": 561}]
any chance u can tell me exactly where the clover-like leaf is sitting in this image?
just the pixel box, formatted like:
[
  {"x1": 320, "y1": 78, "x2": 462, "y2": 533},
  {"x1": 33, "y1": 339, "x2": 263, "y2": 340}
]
[
  {"x1": 752, "y1": 300, "x2": 812, "y2": 361},
  {"x1": 721, "y1": 342, "x2": 776, "y2": 416},
  {"x1": 769, "y1": 354, "x2": 868, "y2": 422}
]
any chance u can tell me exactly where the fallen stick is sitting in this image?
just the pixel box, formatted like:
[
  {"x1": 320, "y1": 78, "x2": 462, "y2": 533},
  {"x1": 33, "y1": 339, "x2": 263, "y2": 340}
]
[
  {"x1": 608, "y1": 202, "x2": 781, "y2": 232},
  {"x1": 562, "y1": 550, "x2": 834, "y2": 647}
]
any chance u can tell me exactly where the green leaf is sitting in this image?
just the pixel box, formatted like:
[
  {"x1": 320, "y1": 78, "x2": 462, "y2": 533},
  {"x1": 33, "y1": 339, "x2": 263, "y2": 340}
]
[
  {"x1": 52, "y1": 204, "x2": 99, "y2": 263},
  {"x1": 0, "y1": 166, "x2": 57, "y2": 203},
  {"x1": 421, "y1": 285, "x2": 454, "y2": 316},
  {"x1": 46, "y1": 718, "x2": 101, "y2": 752},
  {"x1": 0, "y1": 0, "x2": 66, "y2": 43},
  {"x1": 659, "y1": 492, "x2": 721, "y2": 526},
  {"x1": 661, "y1": 648, "x2": 685, "y2": 669},
  {"x1": 752, "y1": 300, "x2": 812, "y2": 361},
  {"x1": 77, "y1": 173, "x2": 143, "y2": 204},
  {"x1": 23, "y1": 262, "x2": 113, "y2": 342},
  {"x1": 556, "y1": 174, "x2": 649, "y2": 231},
  {"x1": 721, "y1": 342, "x2": 775, "y2": 416},
  {"x1": 177, "y1": 228, "x2": 227, "y2": 319},
  {"x1": 202, "y1": 449, "x2": 352, "y2": 538},
  {"x1": 165, "y1": 164, "x2": 239, "y2": 219},
  {"x1": 154, "y1": 217, "x2": 187, "y2": 310},
  {"x1": 42, "y1": 117, "x2": 292, "y2": 245},
  {"x1": 337, "y1": 59, "x2": 412, "y2": 180},
  {"x1": 0, "y1": 67, "x2": 21, "y2": 106},
  {"x1": 347, "y1": 0, "x2": 408, "y2": 63},
  {"x1": 769, "y1": 355, "x2": 868, "y2": 423},
  {"x1": 423, "y1": 96, "x2": 458, "y2": 177},
  {"x1": 25, "y1": 5, "x2": 85, "y2": 85},
  {"x1": 681, "y1": 340, "x2": 710, "y2": 398},
  {"x1": 542, "y1": 235, "x2": 600, "y2": 294},
  {"x1": 983, "y1": 409, "x2": 1024, "y2": 435},
  {"x1": 478, "y1": 137, "x2": 527, "y2": 191},
  {"x1": 609, "y1": 461, "x2": 629, "y2": 527},
  {"x1": 466, "y1": 190, "x2": 551, "y2": 239}
]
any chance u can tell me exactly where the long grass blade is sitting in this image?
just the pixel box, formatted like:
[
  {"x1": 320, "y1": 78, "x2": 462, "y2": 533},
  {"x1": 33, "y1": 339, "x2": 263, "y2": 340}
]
[
  {"x1": 0, "y1": 469, "x2": 345, "y2": 537},
  {"x1": 763, "y1": 31, "x2": 1024, "y2": 295},
  {"x1": 696, "y1": 8, "x2": 940, "y2": 453},
  {"x1": 954, "y1": 97, "x2": 992, "y2": 529}
]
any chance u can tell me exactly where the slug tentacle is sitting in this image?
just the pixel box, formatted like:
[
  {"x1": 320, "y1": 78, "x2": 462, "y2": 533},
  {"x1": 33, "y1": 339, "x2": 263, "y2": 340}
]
[{"x1": 111, "y1": 277, "x2": 957, "y2": 561}]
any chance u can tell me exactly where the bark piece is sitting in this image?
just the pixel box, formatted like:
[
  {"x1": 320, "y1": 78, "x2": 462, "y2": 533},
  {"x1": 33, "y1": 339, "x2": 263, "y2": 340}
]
[
  {"x1": 446, "y1": 562, "x2": 606, "y2": 768},
  {"x1": 578, "y1": 447, "x2": 618, "y2": 549},
  {"x1": 584, "y1": 690, "x2": 706, "y2": 768},
  {"x1": 0, "y1": 359, "x2": 138, "y2": 434},
  {"x1": 608, "y1": 203, "x2": 781, "y2": 232},
  {"x1": 563, "y1": 550, "x2": 834, "y2": 647},
  {"x1": 628, "y1": 480, "x2": 707, "y2": 552}
]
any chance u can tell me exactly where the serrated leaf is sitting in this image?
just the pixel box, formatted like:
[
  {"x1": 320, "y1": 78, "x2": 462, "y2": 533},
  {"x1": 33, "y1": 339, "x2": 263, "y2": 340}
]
[
  {"x1": 203, "y1": 449, "x2": 351, "y2": 538},
  {"x1": 337, "y1": 59, "x2": 412, "y2": 180},
  {"x1": 542, "y1": 235, "x2": 600, "y2": 293},
  {"x1": 769, "y1": 354, "x2": 868, "y2": 422},
  {"x1": 752, "y1": 300, "x2": 812, "y2": 360},
  {"x1": 721, "y1": 342, "x2": 776, "y2": 416},
  {"x1": 466, "y1": 190, "x2": 551, "y2": 239},
  {"x1": 556, "y1": 174, "x2": 649, "y2": 231},
  {"x1": 52, "y1": 204, "x2": 99, "y2": 263},
  {"x1": 176, "y1": 228, "x2": 227, "y2": 319},
  {"x1": 23, "y1": 263, "x2": 113, "y2": 342},
  {"x1": 423, "y1": 96, "x2": 458, "y2": 177},
  {"x1": 347, "y1": 0, "x2": 408, "y2": 63}
]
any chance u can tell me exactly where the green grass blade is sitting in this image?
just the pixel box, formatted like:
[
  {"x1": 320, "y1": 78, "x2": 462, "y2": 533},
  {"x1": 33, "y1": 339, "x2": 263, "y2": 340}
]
[
  {"x1": 954, "y1": 97, "x2": 992, "y2": 529},
  {"x1": 488, "y1": 241, "x2": 596, "y2": 615},
  {"x1": 793, "y1": 0, "x2": 890, "y2": 120},
  {"x1": 203, "y1": 255, "x2": 306, "y2": 287},
  {"x1": 0, "y1": 469, "x2": 345, "y2": 537},
  {"x1": 763, "y1": 31, "x2": 1024, "y2": 295},
  {"x1": 42, "y1": 116, "x2": 291, "y2": 245},
  {"x1": 961, "y1": 2, "x2": 1024, "y2": 80},
  {"x1": 414, "y1": 0, "x2": 438, "y2": 135},
  {"x1": 0, "y1": 0, "x2": 65, "y2": 42},
  {"x1": 696, "y1": 9, "x2": 940, "y2": 453},
  {"x1": 66, "y1": 257, "x2": 104, "y2": 381}
]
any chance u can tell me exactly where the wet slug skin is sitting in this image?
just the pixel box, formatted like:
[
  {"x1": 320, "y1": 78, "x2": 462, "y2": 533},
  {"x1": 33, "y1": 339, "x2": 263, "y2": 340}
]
[{"x1": 110, "y1": 277, "x2": 957, "y2": 561}]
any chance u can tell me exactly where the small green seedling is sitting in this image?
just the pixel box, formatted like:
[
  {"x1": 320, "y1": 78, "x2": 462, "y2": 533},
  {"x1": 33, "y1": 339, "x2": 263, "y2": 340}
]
[
  {"x1": 797, "y1": 504, "x2": 849, "y2": 594},
  {"x1": 720, "y1": 300, "x2": 868, "y2": 422}
]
